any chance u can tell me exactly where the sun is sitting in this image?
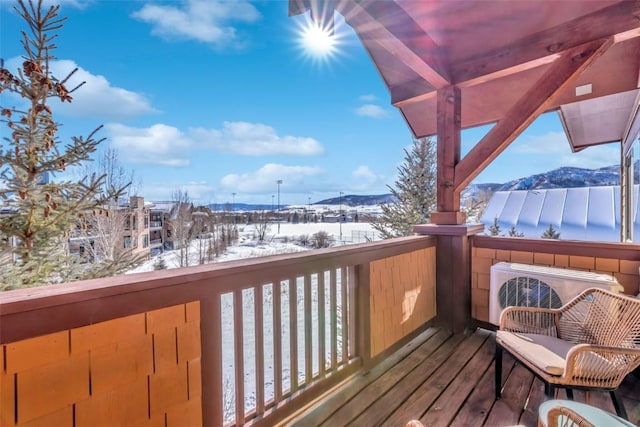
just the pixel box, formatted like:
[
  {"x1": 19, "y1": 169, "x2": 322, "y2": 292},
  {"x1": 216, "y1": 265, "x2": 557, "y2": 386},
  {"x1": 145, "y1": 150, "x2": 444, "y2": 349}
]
[
  {"x1": 294, "y1": 14, "x2": 346, "y2": 65},
  {"x1": 301, "y1": 22, "x2": 337, "y2": 57}
]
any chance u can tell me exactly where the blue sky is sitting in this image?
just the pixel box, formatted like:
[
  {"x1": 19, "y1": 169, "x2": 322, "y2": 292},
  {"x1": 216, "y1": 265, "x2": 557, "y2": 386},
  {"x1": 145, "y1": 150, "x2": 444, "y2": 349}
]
[{"x1": 0, "y1": 0, "x2": 620, "y2": 206}]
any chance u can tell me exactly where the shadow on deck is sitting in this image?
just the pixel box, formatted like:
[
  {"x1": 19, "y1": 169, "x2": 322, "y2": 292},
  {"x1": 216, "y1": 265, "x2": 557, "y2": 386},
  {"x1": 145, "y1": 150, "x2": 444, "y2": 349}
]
[{"x1": 288, "y1": 328, "x2": 640, "y2": 427}]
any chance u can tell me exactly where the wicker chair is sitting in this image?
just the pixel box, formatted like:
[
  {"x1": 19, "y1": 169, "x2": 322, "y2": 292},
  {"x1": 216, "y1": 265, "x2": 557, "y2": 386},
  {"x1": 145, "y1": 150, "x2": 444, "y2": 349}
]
[
  {"x1": 538, "y1": 399, "x2": 637, "y2": 427},
  {"x1": 495, "y1": 287, "x2": 640, "y2": 420}
]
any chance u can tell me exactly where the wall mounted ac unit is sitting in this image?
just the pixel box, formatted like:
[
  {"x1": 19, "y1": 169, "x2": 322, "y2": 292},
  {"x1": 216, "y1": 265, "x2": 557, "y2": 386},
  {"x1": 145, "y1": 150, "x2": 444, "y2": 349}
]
[{"x1": 489, "y1": 262, "x2": 623, "y2": 325}]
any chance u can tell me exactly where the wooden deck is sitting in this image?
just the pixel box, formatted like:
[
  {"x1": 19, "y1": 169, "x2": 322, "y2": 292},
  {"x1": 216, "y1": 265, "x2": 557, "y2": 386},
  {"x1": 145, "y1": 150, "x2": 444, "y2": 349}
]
[{"x1": 288, "y1": 328, "x2": 640, "y2": 427}]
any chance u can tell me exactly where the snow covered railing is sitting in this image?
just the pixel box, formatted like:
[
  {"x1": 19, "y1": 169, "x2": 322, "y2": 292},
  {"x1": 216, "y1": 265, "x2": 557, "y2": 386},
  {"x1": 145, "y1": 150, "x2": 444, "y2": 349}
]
[{"x1": 0, "y1": 235, "x2": 436, "y2": 427}]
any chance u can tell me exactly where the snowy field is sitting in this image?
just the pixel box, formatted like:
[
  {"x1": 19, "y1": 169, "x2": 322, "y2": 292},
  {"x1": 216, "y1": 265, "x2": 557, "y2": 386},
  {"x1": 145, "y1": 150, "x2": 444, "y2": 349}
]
[{"x1": 128, "y1": 221, "x2": 379, "y2": 273}]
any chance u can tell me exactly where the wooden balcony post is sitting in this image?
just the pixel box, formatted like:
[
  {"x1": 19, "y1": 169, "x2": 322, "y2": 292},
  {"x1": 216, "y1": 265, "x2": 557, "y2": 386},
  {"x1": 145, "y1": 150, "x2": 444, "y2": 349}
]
[
  {"x1": 431, "y1": 85, "x2": 465, "y2": 225},
  {"x1": 414, "y1": 224, "x2": 485, "y2": 333}
]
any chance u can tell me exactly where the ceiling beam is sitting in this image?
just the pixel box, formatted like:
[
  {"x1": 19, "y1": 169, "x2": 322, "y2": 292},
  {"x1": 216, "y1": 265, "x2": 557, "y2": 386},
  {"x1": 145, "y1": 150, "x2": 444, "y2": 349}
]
[
  {"x1": 453, "y1": 38, "x2": 613, "y2": 192},
  {"x1": 342, "y1": 1, "x2": 451, "y2": 89},
  {"x1": 451, "y1": 1, "x2": 640, "y2": 86}
]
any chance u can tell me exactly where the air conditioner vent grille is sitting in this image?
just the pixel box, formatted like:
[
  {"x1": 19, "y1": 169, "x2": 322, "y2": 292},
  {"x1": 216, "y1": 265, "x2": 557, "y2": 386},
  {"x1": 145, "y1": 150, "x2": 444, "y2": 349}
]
[
  {"x1": 497, "y1": 276, "x2": 563, "y2": 311},
  {"x1": 488, "y1": 262, "x2": 623, "y2": 325}
]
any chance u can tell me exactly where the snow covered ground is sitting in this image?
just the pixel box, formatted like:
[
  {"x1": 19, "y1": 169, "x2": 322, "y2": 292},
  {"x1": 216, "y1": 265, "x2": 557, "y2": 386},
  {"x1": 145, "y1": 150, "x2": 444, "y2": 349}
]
[{"x1": 128, "y1": 221, "x2": 379, "y2": 273}]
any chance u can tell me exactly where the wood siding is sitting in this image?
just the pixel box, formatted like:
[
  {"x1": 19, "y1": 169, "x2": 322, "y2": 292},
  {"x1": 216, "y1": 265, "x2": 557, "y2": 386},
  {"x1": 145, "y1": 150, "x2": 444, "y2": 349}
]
[
  {"x1": 0, "y1": 302, "x2": 201, "y2": 427},
  {"x1": 470, "y1": 236, "x2": 640, "y2": 323},
  {"x1": 369, "y1": 247, "x2": 437, "y2": 356}
]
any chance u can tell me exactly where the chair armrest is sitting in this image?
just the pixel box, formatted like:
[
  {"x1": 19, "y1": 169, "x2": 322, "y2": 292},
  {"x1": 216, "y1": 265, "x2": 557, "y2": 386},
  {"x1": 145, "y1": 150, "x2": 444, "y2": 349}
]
[
  {"x1": 545, "y1": 405, "x2": 595, "y2": 427},
  {"x1": 499, "y1": 306, "x2": 559, "y2": 336},
  {"x1": 563, "y1": 344, "x2": 640, "y2": 387}
]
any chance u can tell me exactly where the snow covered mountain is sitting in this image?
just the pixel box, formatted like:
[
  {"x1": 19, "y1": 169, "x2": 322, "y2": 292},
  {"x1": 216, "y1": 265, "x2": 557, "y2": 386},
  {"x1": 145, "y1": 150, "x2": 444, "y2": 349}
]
[{"x1": 497, "y1": 165, "x2": 620, "y2": 191}]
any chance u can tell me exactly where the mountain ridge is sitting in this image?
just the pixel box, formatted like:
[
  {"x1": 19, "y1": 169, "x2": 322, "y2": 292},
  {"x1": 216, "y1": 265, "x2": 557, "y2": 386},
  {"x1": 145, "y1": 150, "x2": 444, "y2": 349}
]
[{"x1": 206, "y1": 164, "x2": 628, "y2": 210}]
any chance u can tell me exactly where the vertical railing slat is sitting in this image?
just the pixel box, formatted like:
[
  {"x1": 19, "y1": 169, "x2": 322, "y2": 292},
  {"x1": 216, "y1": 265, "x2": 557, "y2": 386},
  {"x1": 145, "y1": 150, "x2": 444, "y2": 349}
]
[
  {"x1": 341, "y1": 267, "x2": 349, "y2": 363},
  {"x1": 255, "y1": 285, "x2": 265, "y2": 415},
  {"x1": 330, "y1": 269, "x2": 338, "y2": 370},
  {"x1": 318, "y1": 271, "x2": 326, "y2": 377},
  {"x1": 304, "y1": 273, "x2": 312, "y2": 384},
  {"x1": 289, "y1": 277, "x2": 299, "y2": 393},
  {"x1": 233, "y1": 290, "x2": 245, "y2": 426},
  {"x1": 348, "y1": 266, "x2": 359, "y2": 360},
  {"x1": 273, "y1": 280, "x2": 283, "y2": 401}
]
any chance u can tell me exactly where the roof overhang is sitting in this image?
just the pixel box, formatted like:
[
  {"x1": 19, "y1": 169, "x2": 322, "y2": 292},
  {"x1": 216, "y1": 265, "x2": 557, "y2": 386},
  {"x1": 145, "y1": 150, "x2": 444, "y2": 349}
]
[
  {"x1": 290, "y1": 0, "x2": 640, "y2": 150},
  {"x1": 559, "y1": 89, "x2": 640, "y2": 152}
]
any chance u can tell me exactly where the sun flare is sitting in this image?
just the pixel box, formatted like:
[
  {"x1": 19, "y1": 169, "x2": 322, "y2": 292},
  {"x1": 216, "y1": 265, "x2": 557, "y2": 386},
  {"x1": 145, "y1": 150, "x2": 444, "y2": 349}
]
[
  {"x1": 302, "y1": 23, "x2": 336, "y2": 57},
  {"x1": 295, "y1": 14, "x2": 346, "y2": 66}
]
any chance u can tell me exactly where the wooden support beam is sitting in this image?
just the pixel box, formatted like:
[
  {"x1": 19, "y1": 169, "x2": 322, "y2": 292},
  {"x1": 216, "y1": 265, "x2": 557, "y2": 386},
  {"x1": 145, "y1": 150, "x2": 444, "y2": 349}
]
[
  {"x1": 343, "y1": 1, "x2": 450, "y2": 89},
  {"x1": 451, "y1": 1, "x2": 640, "y2": 86},
  {"x1": 454, "y1": 38, "x2": 613, "y2": 192},
  {"x1": 435, "y1": 86, "x2": 461, "y2": 220}
]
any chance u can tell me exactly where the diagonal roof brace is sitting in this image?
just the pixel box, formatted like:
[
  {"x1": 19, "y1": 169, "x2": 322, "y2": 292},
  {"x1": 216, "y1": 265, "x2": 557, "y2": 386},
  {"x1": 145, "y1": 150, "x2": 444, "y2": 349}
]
[{"x1": 453, "y1": 38, "x2": 614, "y2": 193}]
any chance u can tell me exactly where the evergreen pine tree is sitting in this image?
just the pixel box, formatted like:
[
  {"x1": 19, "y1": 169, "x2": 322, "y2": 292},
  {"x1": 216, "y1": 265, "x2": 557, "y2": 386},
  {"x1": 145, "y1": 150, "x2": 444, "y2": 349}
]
[
  {"x1": 488, "y1": 217, "x2": 502, "y2": 236},
  {"x1": 0, "y1": 0, "x2": 131, "y2": 289},
  {"x1": 373, "y1": 137, "x2": 436, "y2": 239},
  {"x1": 541, "y1": 224, "x2": 561, "y2": 239},
  {"x1": 508, "y1": 226, "x2": 524, "y2": 237}
]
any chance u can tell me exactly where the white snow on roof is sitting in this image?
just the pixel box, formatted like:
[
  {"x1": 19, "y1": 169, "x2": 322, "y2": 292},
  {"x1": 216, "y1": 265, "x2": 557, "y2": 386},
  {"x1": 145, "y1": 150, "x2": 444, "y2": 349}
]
[{"x1": 480, "y1": 185, "x2": 639, "y2": 242}]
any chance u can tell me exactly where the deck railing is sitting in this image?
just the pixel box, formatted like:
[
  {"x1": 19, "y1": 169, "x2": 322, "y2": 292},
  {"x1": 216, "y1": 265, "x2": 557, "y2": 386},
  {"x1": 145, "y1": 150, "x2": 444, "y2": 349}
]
[{"x1": 0, "y1": 235, "x2": 436, "y2": 427}]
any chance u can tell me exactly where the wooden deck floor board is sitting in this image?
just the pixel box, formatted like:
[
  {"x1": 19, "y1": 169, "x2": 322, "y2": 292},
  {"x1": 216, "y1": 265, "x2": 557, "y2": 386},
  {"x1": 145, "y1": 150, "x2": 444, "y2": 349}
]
[
  {"x1": 420, "y1": 335, "x2": 496, "y2": 427},
  {"x1": 519, "y1": 374, "x2": 546, "y2": 427},
  {"x1": 318, "y1": 329, "x2": 452, "y2": 426},
  {"x1": 448, "y1": 353, "x2": 516, "y2": 427},
  {"x1": 291, "y1": 328, "x2": 442, "y2": 426},
  {"x1": 484, "y1": 363, "x2": 535, "y2": 426},
  {"x1": 323, "y1": 331, "x2": 462, "y2": 427},
  {"x1": 380, "y1": 330, "x2": 491, "y2": 427},
  {"x1": 288, "y1": 328, "x2": 640, "y2": 427}
]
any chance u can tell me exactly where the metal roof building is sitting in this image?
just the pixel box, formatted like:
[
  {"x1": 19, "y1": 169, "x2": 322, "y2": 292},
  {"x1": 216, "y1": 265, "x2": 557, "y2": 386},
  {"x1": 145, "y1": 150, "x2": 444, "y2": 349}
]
[{"x1": 480, "y1": 186, "x2": 640, "y2": 242}]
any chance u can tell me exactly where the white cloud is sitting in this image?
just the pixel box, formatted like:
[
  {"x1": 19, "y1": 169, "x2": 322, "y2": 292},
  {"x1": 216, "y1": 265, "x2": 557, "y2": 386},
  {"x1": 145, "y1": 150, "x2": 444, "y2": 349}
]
[
  {"x1": 350, "y1": 165, "x2": 382, "y2": 191},
  {"x1": 513, "y1": 131, "x2": 619, "y2": 169},
  {"x1": 107, "y1": 123, "x2": 192, "y2": 167},
  {"x1": 105, "y1": 120, "x2": 323, "y2": 167},
  {"x1": 4, "y1": 57, "x2": 157, "y2": 120},
  {"x1": 352, "y1": 165, "x2": 377, "y2": 183},
  {"x1": 359, "y1": 94, "x2": 377, "y2": 102},
  {"x1": 132, "y1": 0, "x2": 260, "y2": 47},
  {"x1": 220, "y1": 163, "x2": 324, "y2": 193},
  {"x1": 190, "y1": 121, "x2": 324, "y2": 156},
  {"x1": 355, "y1": 104, "x2": 389, "y2": 119}
]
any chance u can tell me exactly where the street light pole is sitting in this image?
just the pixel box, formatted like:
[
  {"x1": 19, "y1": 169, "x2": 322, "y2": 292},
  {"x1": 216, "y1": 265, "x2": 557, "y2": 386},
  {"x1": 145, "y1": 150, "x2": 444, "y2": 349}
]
[
  {"x1": 339, "y1": 191, "x2": 343, "y2": 242},
  {"x1": 277, "y1": 180, "x2": 282, "y2": 234},
  {"x1": 231, "y1": 192, "x2": 236, "y2": 225}
]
